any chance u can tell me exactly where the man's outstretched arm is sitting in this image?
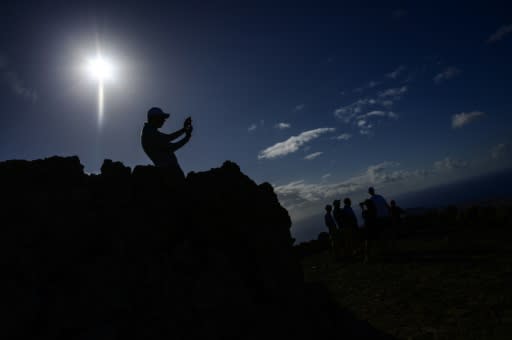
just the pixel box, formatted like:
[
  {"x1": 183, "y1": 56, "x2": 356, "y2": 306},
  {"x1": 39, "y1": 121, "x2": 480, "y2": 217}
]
[
  {"x1": 162, "y1": 128, "x2": 186, "y2": 142},
  {"x1": 168, "y1": 130, "x2": 192, "y2": 152}
]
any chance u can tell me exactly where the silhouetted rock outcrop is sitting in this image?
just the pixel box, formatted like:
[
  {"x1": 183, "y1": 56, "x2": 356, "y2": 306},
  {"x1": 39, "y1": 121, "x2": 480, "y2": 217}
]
[{"x1": 1, "y1": 156, "x2": 391, "y2": 339}]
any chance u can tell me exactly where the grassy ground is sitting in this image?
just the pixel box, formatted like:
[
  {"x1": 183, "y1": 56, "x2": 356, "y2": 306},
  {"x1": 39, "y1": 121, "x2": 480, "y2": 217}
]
[{"x1": 302, "y1": 227, "x2": 512, "y2": 339}]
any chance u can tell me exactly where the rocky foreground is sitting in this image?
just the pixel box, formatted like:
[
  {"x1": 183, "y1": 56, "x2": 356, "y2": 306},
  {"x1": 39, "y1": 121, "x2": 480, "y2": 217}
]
[{"x1": 1, "y1": 156, "x2": 391, "y2": 340}]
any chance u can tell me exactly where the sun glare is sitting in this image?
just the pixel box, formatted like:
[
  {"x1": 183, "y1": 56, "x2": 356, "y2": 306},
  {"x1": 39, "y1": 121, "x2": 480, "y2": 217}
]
[
  {"x1": 87, "y1": 56, "x2": 114, "y2": 81},
  {"x1": 85, "y1": 54, "x2": 116, "y2": 127}
]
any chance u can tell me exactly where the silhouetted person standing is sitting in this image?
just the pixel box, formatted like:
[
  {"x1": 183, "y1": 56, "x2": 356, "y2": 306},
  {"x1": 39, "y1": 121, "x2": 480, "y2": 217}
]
[
  {"x1": 333, "y1": 199, "x2": 349, "y2": 259},
  {"x1": 368, "y1": 187, "x2": 390, "y2": 222},
  {"x1": 343, "y1": 198, "x2": 358, "y2": 229},
  {"x1": 360, "y1": 199, "x2": 377, "y2": 263},
  {"x1": 141, "y1": 107, "x2": 193, "y2": 181},
  {"x1": 343, "y1": 198, "x2": 359, "y2": 257},
  {"x1": 368, "y1": 187, "x2": 392, "y2": 255},
  {"x1": 324, "y1": 205, "x2": 339, "y2": 258},
  {"x1": 332, "y1": 200, "x2": 344, "y2": 229}
]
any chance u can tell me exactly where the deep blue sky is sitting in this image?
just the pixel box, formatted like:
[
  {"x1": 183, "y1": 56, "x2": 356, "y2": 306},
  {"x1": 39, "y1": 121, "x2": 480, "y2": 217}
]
[{"x1": 1, "y1": 1, "x2": 511, "y2": 234}]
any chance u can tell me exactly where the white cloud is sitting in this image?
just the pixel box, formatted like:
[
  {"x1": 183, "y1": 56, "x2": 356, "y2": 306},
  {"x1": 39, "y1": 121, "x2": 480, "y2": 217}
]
[
  {"x1": 274, "y1": 161, "x2": 418, "y2": 205},
  {"x1": 386, "y1": 65, "x2": 406, "y2": 79},
  {"x1": 258, "y1": 127, "x2": 335, "y2": 160},
  {"x1": 434, "y1": 67, "x2": 461, "y2": 83},
  {"x1": 491, "y1": 143, "x2": 510, "y2": 159},
  {"x1": 434, "y1": 157, "x2": 468, "y2": 170},
  {"x1": 304, "y1": 152, "x2": 323, "y2": 160},
  {"x1": 378, "y1": 86, "x2": 408, "y2": 98},
  {"x1": 357, "y1": 119, "x2": 373, "y2": 135},
  {"x1": 354, "y1": 111, "x2": 397, "y2": 135},
  {"x1": 322, "y1": 173, "x2": 331, "y2": 179},
  {"x1": 334, "y1": 133, "x2": 352, "y2": 141},
  {"x1": 294, "y1": 104, "x2": 305, "y2": 111},
  {"x1": 452, "y1": 111, "x2": 485, "y2": 128},
  {"x1": 334, "y1": 98, "x2": 376, "y2": 122},
  {"x1": 358, "y1": 110, "x2": 398, "y2": 119},
  {"x1": 488, "y1": 24, "x2": 512, "y2": 43},
  {"x1": 248, "y1": 124, "x2": 257, "y2": 132},
  {"x1": 334, "y1": 94, "x2": 404, "y2": 135},
  {"x1": 274, "y1": 122, "x2": 291, "y2": 129}
]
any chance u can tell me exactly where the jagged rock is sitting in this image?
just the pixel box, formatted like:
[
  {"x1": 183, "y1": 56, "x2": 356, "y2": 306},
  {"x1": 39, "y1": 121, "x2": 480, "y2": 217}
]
[{"x1": 0, "y1": 156, "x2": 390, "y2": 340}]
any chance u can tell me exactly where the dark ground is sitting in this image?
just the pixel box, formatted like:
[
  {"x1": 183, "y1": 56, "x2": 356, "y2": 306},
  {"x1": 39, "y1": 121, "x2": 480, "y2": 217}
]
[{"x1": 301, "y1": 226, "x2": 512, "y2": 339}]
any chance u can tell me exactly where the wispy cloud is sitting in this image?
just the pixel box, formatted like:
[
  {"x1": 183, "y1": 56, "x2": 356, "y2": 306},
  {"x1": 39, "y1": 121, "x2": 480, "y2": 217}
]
[
  {"x1": 452, "y1": 111, "x2": 485, "y2": 128},
  {"x1": 334, "y1": 133, "x2": 352, "y2": 141},
  {"x1": 357, "y1": 119, "x2": 373, "y2": 135},
  {"x1": 355, "y1": 111, "x2": 398, "y2": 135},
  {"x1": 274, "y1": 122, "x2": 291, "y2": 129},
  {"x1": 0, "y1": 56, "x2": 38, "y2": 102},
  {"x1": 248, "y1": 120, "x2": 265, "y2": 132},
  {"x1": 274, "y1": 161, "x2": 420, "y2": 206},
  {"x1": 353, "y1": 80, "x2": 381, "y2": 93},
  {"x1": 434, "y1": 67, "x2": 461, "y2": 83},
  {"x1": 334, "y1": 95, "x2": 403, "y2": 135},
  {"x1": 304, "y1": 152, "x2": 323, "y2": 160},
  {"x1": 258, "y1": 127, "x2": 335, "y2": 160},
  {"x1": 322, "y1": 173, "x2": 331, "y2": 179},
  {"x1": 294, "y1": 104, "x2": 305, "y2": 111},
  {"x1": 488, "y1": 24, "x2": 512, "y2": 43},
  {"x1": 378, "y1": 86, "x2": 408, "y2": 98},
  {"x1": 434, "y1": 157, "x2": 468, "y2": 170},
  {"x1": 334, "y1": 98, "x2": 377, "y2": 122},
  {"x1": 386, "y1": 65, "x2": 406, "y2": 79},
  {"x1": 491, "y1": 143, "x2": 510, "y2": 159},
  {"x1": 358, "y1": 110, "x2": 398, "y2": 120}
]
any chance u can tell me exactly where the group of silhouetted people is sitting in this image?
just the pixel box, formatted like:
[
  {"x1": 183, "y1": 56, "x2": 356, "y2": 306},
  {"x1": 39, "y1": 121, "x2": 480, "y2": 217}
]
[
  {"x1": 138, "y1": 106, "x2": 406, "y2": 264},
  {"x1": 324, "y1": 187, "x2": 404, "y2": 262}
]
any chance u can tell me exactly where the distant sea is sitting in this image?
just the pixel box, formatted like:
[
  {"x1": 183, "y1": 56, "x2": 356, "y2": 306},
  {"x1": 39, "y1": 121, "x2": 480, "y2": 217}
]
[
  {"x1": 395, "y1": 168, "x2": 512, "y2": 209},
  {"x1": 291, "y1": 168, "x2": 512, "y2": 243}
]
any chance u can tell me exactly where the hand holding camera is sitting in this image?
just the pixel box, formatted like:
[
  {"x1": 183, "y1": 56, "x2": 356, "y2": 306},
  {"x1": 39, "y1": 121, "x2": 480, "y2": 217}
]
[{"x1": 184, "y1": 116, "x2": 193, "y2": 135}]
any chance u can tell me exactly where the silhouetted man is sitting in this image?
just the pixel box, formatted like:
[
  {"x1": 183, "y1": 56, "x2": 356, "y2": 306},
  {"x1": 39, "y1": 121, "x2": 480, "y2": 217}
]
[
  {"x1": 324, "y1": 205, "x2": 339, "y2": 257},
  {"x1": 342, "y1": 198, "x2": 358, "y2": 229},
  {"x1": 339, "y1": 198, "x2": 358, "y2": 258},
  {"x1": 368, "y1": 187, "x2": 390, "y2": 221},
  {"x1": 332, "y1": 200, "x2": 344, "y2": 230},
  {"x1": 368, "y1": 187, "x2": 392, "y2": 254},
  {"x1": 141, "y1": 107, "x2": 193, "y2": 180}
]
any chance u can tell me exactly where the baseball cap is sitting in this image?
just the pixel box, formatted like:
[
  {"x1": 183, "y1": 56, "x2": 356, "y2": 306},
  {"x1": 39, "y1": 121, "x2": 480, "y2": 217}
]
[{"x1": 147, "y1": 107, "x2": 170, "y2": 119}]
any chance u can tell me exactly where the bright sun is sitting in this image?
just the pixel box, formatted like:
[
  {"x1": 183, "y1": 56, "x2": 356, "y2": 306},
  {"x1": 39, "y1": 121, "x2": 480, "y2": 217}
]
[
  {"x1": 87, "y1": 56, "x2": 114, "y2": 82},
  {"x1": 85, "y1": 54, "x2": 116, "y2": 127}
]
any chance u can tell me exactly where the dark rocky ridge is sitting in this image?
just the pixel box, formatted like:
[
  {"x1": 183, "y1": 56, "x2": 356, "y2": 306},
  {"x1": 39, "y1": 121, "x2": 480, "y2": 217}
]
[{"x1": 1, "y1": 156, "x2": 391, "y2": 339}]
